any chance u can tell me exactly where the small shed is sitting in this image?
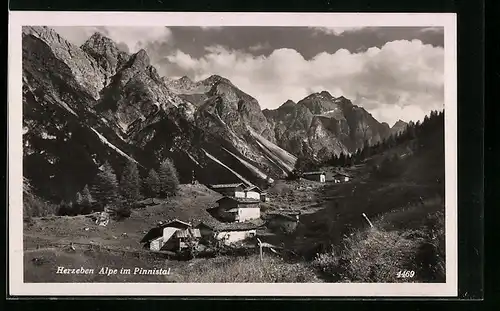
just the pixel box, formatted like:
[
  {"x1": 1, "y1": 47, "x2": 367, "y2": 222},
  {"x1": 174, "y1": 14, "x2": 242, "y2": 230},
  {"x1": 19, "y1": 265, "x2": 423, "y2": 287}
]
[
  {"x1": 196, "y1": 220, "x2": 262, "y2": 246},
  {"x1": 333, "y1": 172, "x2": 351, "y2": 183},
  {"x1": 209, "y1": 183, "x2": 246, "y2": 197},
  {"x1": 302, "y1": 171, "x2": 326, "y2": 183},
  {"x1": 141, "y1": 219, "x2": 193, "y2": 251},
  {"x1": 242, "y1": 185, "x2": 263, "y2": 200},
  {"x1": 215, "y1": 196, "x2": 261, "y2": 222},
  {"x1": 162, "y1": 228, "x2": 202, "y2": 252},
  {"x1": 265, "y1": 210, "x2": 300, "y2": 234}
]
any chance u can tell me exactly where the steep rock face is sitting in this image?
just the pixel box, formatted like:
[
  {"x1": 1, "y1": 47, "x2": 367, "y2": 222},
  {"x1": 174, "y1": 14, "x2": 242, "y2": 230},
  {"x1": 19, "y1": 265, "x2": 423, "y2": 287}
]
[
  {"x1": 186, "y1": 78, "x2": 295, "y2": 180},
  {"x1": 22, "y1": 26, "x2": 300, "y2": 204},
  {"x1": 96, "y1": 49, "x2": 185, "y2": 132},
  {"x1": 22, "y1": 30, "x2": 141, "y2": 202},
  {"x1": 198, "y1": 78, "x2": 275, "y2": 141},
  {"x1": 391, "y1": 120, "x2": 409, "y2": 135},
  {"x1": 264, "y1": 92, "x2": 391, "y2": 160},
  {"x1": 22, "y1": 26, "x2": 107, "y2": 101},
  {"x1": 263, "y1": 100, "x2": 314, "y2": 158},
  {"x1": 81, "y1": 32, "x2": 130, "y2": 85},
  {"x1": 338, "y1": 96, "x2": 391, "y2": 149}
]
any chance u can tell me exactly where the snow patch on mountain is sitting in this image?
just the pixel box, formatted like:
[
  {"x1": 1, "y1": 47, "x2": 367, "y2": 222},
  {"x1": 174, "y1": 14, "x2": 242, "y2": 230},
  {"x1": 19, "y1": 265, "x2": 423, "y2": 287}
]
[
  {"x1": 90, "y1": 128, "x2": 139, "y2": 165},
  {"x1": 201, "y1": 148, "x2": 254, "y2": 187}
]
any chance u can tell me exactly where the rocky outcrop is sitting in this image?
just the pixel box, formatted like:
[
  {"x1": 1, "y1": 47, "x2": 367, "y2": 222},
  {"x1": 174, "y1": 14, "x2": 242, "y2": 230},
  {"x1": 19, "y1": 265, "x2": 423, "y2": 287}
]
[
  {"x1": 22, "y1": 27, "x2": 299, "y2": 203},
  {"x1": 391, "y1": 120, "x2": 409, "y2": 135},
  {"x1": 22, "y1": 26, "x2": 107, "y2": 101},
  {"x1": 81, "y1": 32, "x2": 130, "y2": 85},
  {"x1": 264, "y1": 92, "x2": 392, "y2": 160},
  {"x1": 96, "y1": 49, "x2": 186, "y2": 132}
]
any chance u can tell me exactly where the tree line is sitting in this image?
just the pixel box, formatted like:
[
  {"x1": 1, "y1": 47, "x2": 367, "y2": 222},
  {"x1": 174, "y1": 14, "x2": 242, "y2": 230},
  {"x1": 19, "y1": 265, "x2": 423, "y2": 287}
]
[
  {"x1": 58, "y1": 158, "x2": 180, "y2": 217},
  {"x1": 291, "y1": 110, "x2": 444, "y2": 174},
  {"x1": 330, "y1": 110, "x2": 444, "y2": 167}
]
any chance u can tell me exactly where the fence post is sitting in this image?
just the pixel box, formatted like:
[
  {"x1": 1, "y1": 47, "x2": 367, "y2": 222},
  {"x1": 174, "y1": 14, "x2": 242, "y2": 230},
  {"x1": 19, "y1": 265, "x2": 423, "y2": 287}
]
[
  {"x1": 362, "y1": 213, "x2": 374, "y2": 228},
  {"x1": 257, "y1": 238, "x2": 263, "y2": 261}
]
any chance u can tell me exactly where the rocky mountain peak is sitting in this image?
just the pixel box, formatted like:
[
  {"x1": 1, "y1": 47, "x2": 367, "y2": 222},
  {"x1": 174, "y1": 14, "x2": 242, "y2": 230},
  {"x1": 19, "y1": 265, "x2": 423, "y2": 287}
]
[
  {"x1": 84, "y1": 32, "x2": 115, "y2": 47},
  {"x1": 298, "y1": 91, "x2": 341, "y2": 115},
  {"x1": 391, "y1": 119, "x2": 408, "y2": 135},
  {"x1": 179, "y1": 75, "x2": 193, "y2": 83},
  {"x1": 81, "y1": 32, "x2": 130, "y2": 78},
  {"x1": 130, "y1": 49, "x2": 151, "y2": 69},
  {"x1": 393, "y1": 119, "x2": 408, "y2": 127},
  {"x1": 202, "y1": 74, "x2": 231, "y2": 87},
  {"x1": 23, "y1": 26, "x2": 63, "y2": 43},
  {"x1": 279, "y1": 100, "x2": 296, "y2": 109},
  {"x1": 22, "y1": 26, "x2": 108, "y2": 100}
]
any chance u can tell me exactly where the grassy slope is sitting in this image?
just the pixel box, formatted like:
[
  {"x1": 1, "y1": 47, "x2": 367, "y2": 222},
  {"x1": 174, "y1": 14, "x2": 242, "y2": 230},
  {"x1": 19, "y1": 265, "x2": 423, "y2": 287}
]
[
  {"x1": 24, "y1": 132, "x2": 445, "y2": 283},
  {"x1": 24, "y1": 184, "x2": 222, "y2": 250}
]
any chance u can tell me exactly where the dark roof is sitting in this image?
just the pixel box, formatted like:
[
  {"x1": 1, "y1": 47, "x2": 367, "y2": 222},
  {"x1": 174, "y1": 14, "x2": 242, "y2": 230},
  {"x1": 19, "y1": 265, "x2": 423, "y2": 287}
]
[
  {"x1": 244, "y1": 185, "x2": 262, "y2": 192},
  {"x1": 216, "y1": 196, "x2": 261, "y2": 204},
  {"x1": 196, "y1": 219, "x2": 264, "y2": 231},
  {"x1": 140, "y1": 227, "x2": 163, "y2": 243},
  {"x1": 140, "y1": 219, "x2": 192, "y2": 243},
  {"x1": 333, "y1": 172, "x2": 351, "y2": 177},
  {"x1": 164, "y1": 219, "x2": 192, "y2": 227},
  {"x1": 302, "y1": 171, "x2": 326, "y2": 176},
  {"x1": 175, "y1": 228, "x2": 202, "y2": 238},
  {"x1": 267, "y1": 210, "x2": 301, "y2": 216},
  {"x1": 210, "y1": 183, "x2": 245, "y2": 189}
]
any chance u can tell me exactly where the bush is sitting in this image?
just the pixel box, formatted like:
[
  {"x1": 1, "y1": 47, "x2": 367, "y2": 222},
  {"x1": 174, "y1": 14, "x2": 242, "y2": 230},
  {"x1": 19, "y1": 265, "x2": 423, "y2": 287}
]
[
  {"x1": 313, "y1": 221, "x2": 445, "y2": 283},
  {"x1": 23, "y1": 177, "x2": 58, "y2": 218},
  {"x1": 166, "y1": 255, "x2": 321, "y2": 283},
  {"x1": 108, "y1": 202, "x2": 132, "y2": 221}
]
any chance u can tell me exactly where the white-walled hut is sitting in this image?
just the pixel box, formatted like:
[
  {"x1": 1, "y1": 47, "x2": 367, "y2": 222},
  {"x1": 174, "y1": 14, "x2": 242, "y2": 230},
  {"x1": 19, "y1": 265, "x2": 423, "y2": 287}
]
[
  {"x1": 333, "y1": 172, "x2": 351, "y2": 183},
  {"x1": 302, "y1": 171, "x2": 326, "y2": 183},
  {"x1": 140, "y1": 219, "x2": 195, "y2": 251},
  {"x1": 215, "y1": 196, "x2": 261, "y2": 223},
  {"x1": 242, "y1": 185, "x2": 263, "y2": 200},
  {"x1": 196, "y1": 220, "x2": 262, "y2": 246},
  {"x1": 209, "y1": 183, "x2": 246, "y2": 197}
]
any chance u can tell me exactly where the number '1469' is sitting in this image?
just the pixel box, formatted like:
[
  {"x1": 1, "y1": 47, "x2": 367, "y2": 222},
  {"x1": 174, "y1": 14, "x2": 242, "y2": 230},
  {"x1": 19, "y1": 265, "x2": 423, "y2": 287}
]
[{"x1": 397, "y1": 270, "x2": 415, "y2": 278}]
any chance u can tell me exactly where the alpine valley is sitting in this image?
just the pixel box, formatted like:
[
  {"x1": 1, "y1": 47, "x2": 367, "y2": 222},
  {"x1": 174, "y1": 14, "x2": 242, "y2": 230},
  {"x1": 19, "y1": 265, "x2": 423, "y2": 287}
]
[{"x1": 22, "y1": 26, "x2": 405, "y2": 203}]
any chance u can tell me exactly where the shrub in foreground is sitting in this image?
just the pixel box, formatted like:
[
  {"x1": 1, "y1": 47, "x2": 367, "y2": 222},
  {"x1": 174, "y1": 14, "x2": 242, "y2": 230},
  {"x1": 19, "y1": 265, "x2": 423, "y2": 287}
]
[{"x1": 313, "y1": 225, "x2": 445, "y2": 283}]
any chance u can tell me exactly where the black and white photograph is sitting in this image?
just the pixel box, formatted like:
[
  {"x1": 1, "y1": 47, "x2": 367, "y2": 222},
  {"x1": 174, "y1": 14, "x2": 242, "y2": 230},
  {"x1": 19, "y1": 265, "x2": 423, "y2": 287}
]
[{"x1": 8, "y1": 12, "x2": 458, "y2": 296}]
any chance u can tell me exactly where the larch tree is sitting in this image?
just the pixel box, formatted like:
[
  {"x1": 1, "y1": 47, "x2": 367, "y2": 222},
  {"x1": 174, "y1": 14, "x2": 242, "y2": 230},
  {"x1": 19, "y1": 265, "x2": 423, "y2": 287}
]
[
  {"x1": 119, "y1": 161, "x2": 141, "y2": 203},
  {"x1": 144, "y1": 168, "x2": 161, "y2": 198},
  {"x1": 91, "y1": 161, "x2": 119, "y2": 207},
  {"x1": 158, "y1": 158, "x2": 180, "y2": 197}
]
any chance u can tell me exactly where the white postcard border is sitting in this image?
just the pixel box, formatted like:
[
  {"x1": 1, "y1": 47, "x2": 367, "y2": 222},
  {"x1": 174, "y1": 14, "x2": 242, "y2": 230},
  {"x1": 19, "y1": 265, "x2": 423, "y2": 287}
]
[{"x1": 8, "y1": 11, "x2": 458, "y2": 297}]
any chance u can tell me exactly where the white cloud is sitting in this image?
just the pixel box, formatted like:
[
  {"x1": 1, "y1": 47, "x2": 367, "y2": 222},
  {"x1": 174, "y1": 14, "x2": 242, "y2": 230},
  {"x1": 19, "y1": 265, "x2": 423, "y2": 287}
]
[
  {"x1": 312, "y1": 27, "x2": 367, "y2": 35},
  {"x1": 52, "y1": 26, "x2": 172, "y2": 53},
  {"x1": 249, "y1": 42, "x2": 271, "y2": 52},
  {"x1": 164, "y1": 39, "x2": 444, "y2": 126},
  {"x1": 419, "y1": 27, "x2": 444, "y2": 33}
]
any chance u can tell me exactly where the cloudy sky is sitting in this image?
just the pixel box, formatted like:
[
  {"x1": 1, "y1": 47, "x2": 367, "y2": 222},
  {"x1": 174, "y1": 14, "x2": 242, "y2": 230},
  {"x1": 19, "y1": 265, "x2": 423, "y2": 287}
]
[{"x1": 53, "y1": 26, "x2": 444, "y2": 126}]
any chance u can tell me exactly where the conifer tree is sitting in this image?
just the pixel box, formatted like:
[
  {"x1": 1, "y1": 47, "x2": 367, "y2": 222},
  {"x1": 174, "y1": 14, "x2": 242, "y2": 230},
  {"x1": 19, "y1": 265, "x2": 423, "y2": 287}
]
[
  {"x1": 158, "y1": 158, "x2": 180, "y2": 197},
  {"x1": 75, "y1": 191, "x2": 83, "y2": 205},
  {"x1": 119, "y1": 161, "x2": 141, "y2": 203},
  {"x1": 338, "y1": 152, "x2": 346, "y2": 167},
  {"x1": 91, "y1": 161, "x2": 119, "y2": 206},
  {"x1": 81, "y1": 184, "x2": 94, "y2": 205},
  {"x1": 144, "y1": 168, "x2": 161, "y2": 197}
]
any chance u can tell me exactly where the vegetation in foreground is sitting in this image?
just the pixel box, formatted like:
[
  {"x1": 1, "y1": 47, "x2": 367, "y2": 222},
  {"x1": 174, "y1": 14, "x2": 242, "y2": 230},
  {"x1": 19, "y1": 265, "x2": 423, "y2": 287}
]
[{"x1": 312, "y1": 198, "x2": 445, "y2": 283}]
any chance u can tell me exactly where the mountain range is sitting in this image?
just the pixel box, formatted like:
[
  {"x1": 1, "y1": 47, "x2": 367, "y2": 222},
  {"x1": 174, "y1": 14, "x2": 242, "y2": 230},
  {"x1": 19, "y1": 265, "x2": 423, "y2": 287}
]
[{"x1": 22, "y1": 26, "x2": 406, "y2": 203}]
